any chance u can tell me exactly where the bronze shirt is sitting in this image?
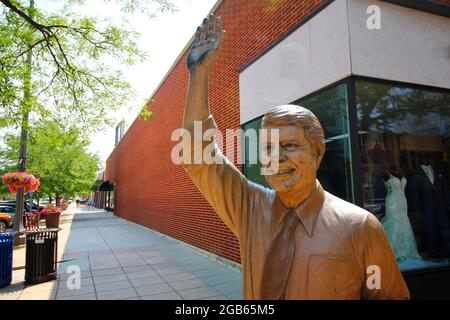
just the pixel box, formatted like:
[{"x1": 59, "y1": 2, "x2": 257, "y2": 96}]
[{"x1": 182, "y1": 116, "x2": 410, "y2": 300}]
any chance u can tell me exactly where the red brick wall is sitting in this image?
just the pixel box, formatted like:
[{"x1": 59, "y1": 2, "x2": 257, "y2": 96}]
[{"x1": 105, "y1": 0, "x2": 326, "y2": 263}]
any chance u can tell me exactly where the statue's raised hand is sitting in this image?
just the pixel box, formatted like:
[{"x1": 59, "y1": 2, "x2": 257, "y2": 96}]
[{"x1": 187, "y1": 14, "x2": 225, "y2": 73}]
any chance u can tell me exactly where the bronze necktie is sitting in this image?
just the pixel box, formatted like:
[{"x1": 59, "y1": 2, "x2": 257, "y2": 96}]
[{"x1": 260, "y1": 210, "x2": 299, "y2": 300}]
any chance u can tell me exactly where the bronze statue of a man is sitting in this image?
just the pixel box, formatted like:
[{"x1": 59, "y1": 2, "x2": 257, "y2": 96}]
[{"x1": 182, "y1": 15, "x2": 410, "y2": 300}]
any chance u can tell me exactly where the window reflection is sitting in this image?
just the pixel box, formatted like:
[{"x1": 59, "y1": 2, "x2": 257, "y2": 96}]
[
  {"x1": 243, "y1": 83, "x2": 354, "y2": 203},
  {"x1": 243, "y1": 117, "x2": 269, "y2": 188},
  {"x1": 298, "y1": 83, "x2": 353, "y2": 202},
  {"x1": 356, "y1": 80, "x2": 450, "y2": 271}
]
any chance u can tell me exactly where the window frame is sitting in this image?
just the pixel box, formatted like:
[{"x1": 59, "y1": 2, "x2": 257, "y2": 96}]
[
  {"x1": 241, "y1": 75, "x2": 450, "y2": 273},
  {"x1": 242, "y1": 75, "x2": 450, "y2": 209}
]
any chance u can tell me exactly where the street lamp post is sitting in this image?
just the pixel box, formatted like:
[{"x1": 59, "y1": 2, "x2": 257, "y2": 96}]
[
  {"x1": 13, "y1": 67, "x2": 31, "y2": 245},
  {"x1": 13, "y1": 0, "x2": 34, "y2": 245}
]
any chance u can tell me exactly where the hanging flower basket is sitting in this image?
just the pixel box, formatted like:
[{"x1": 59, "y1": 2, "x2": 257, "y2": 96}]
[{"x1": 1, "y1": 172, "x2": 40, "y2": 194}]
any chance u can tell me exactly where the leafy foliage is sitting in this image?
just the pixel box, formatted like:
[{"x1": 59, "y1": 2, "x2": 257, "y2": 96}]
[
  {"x1": 356, "y1": 81, "x2": 450, "y2": 132},
  {"x1": 0, "y1": 0, "x2": 173, "y2": 134},
  {"x1": 0, "y1": 121, "x2": 100, "y2": 199},
  {"x1": 139, "y1": 98, "x2": 155, "y2": 121}
]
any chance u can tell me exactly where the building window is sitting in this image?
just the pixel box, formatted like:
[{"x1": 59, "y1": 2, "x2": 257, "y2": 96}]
[
  {"x1": 356, "y1": 80, "x2": 450, "y2": 271},
  {"x1": 295, "y1": 83, "x2": 353, "y2": 203},
  {"x1": 242, "y1": 117, "x2": 269, "y2": 188},
  {"x1": 243, "y1": 83, "x2": 354, "y2": 202}
]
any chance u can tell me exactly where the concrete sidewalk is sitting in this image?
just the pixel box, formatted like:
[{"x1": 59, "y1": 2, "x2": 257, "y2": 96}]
[{"x1": 0, "y1": 205, "x2": 243, "y2": 300}]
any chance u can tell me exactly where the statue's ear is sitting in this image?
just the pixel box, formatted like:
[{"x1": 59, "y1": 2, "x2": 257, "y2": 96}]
[{"x1": 316, "y1": 143, "x2": 326, "y2": 167}]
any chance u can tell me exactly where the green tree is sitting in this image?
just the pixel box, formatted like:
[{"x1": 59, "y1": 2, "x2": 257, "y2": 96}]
[
  {"x1": 0, "y1": 0, "x2": 173, "y2": 133},
  {"x1": 0, "y1": 155, "x2": 17, "y2": 198},
  {"x1": 0, "y1": 122, "x2": 100, "y2": 201}
]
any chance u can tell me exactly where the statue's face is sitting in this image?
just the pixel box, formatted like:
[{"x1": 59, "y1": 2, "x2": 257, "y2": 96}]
[{"x1": 261, "y1": 125, "x2": 322, "y2": 194}]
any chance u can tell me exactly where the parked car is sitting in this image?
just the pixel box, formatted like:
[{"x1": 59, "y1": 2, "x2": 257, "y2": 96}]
[
  {"x1": 0, "y1": 200, "x2": 16, "y2": 206},
  {"x1": 0, "y1": 206, "x2": 15, "y2": 214},
  {"x1": 0, "y1": 202, "x2": 34, "y2": 211},
  {"x1": 0, "y1": 203, "x2": 16, "y2": 211},
  {"x1": 0, "y1": 206, "x2": 15, "y2": 216},
  {"x1": 0, "y1": 204, "x2": 32, "y2": 228},
  {"x1": 25, "y1": 201, "x2": 43, "y2": 212},
  {"x1": 0, "y1": 201, "x2": 42, "y2": 212},
  {"x1": 0, "y1": 202, "x2": 15, "y2": 210},
  {"x1": 0, "y1": 208, "x2": 14, "y2": 232}
]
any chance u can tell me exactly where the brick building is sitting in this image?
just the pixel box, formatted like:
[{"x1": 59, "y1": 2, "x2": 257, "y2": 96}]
[{"x1": 105, "y1": 0, "x2": 450, "y2": 298}]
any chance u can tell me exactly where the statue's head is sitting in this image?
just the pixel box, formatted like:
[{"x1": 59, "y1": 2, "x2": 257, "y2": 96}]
[{"x1": 261, "y1": 105, "x2": 325, "y2": 195}]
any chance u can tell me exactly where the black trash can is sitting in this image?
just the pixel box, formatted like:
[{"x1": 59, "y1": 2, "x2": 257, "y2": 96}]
[
  {"x1": 0, "y1": 232, "x2": 14, "y2": 288},
  {"x1": 25, "y1": 228, "x2": 61, "y2": 284}
]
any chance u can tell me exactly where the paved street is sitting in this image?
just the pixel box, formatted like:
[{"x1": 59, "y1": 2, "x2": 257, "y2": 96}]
[{"x1": 0, "y1": 205, "x2": 243, "y2": 300}]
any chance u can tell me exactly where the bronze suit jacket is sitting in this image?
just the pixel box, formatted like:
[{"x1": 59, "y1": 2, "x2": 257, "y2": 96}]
[{"x1": 183, "y1": 116, "x2": 410, "y2": 300}]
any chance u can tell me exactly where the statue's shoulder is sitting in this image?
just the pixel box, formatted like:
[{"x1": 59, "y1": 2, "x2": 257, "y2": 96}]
[
  {"x1": 323, "y1": 191, "x2": 372, "y2": 227},
  {"x1": 244, "y1": 181, "x2": 275, "y2": 225},
  {"x1": 247, "y1": 179, "x2": 275, "y2": 200}
]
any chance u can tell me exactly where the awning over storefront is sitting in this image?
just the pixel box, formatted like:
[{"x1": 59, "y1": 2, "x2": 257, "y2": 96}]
[{"x1": 98, "y1": 181, "x2": 114, "y2": 191}]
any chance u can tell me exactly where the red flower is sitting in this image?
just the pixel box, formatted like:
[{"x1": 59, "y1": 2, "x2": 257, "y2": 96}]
[
  {"x1": 39, "y1": 208, "x2": 48, "y2": 218},
  {"x1": 2, "y1": 172, "x2": 40, "y2": 194}
]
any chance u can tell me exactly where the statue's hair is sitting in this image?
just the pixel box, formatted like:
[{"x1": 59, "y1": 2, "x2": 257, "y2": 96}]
[{"x1": 261, "y1": 105, "x2": 325, "y2": 154}]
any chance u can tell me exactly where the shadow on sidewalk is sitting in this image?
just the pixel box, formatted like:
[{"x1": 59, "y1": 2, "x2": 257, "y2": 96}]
[{"x1": 2, "y1": 204, "x2": 243, "y2": 300}]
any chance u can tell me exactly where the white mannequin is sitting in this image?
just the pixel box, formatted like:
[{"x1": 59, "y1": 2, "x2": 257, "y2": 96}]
[{"x1": 381, "y1": 171, "x2": 421, "y2": 260}]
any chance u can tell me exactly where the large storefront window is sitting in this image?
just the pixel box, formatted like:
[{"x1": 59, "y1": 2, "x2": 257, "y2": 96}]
[
  {"x1": 297, "y1": 83, "x2": 353, "y2": 202},
  {"x1": 242, "y1": 117, "x2": 269, "y2": 188},
  {"x1": 243, "y1": 83, "x2": 353, "y2": 202},
  {"x1": 356, "y1": 80, "x2": 450, "y2": 271}
]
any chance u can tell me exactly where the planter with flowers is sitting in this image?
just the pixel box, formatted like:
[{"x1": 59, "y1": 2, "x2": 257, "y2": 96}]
[
  {"x1": 40, "y1": 199, "x2": 68, "y2": 228},
  {"x1": 40, "y1": 204, "x2": 63, "y2": 228}
]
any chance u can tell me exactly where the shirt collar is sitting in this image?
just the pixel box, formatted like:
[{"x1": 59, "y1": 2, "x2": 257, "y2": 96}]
[{"x1": 272, "y1": 180, "x2": 325, "y2": 238}]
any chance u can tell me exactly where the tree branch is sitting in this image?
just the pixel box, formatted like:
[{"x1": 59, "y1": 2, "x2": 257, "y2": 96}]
[
  {"x1": 0, "y1": 0, "x2": 51, "y2": 37},
  {"x1": 10, "y1": 38, "x2": 47, "y2": 65}
]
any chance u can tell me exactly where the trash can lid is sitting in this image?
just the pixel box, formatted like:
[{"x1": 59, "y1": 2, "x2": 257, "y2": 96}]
[
  {"x1": 0, "y1": 231, "x2": 18, "y2": 237},
  {"x1": 24, "y1": 228, "x2": 62, "y2": 233}
]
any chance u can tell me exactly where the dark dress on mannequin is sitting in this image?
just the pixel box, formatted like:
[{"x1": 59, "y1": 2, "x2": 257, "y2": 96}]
[{"x1": 408, "y1": 164, "x2": 450, "y2": 257}]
